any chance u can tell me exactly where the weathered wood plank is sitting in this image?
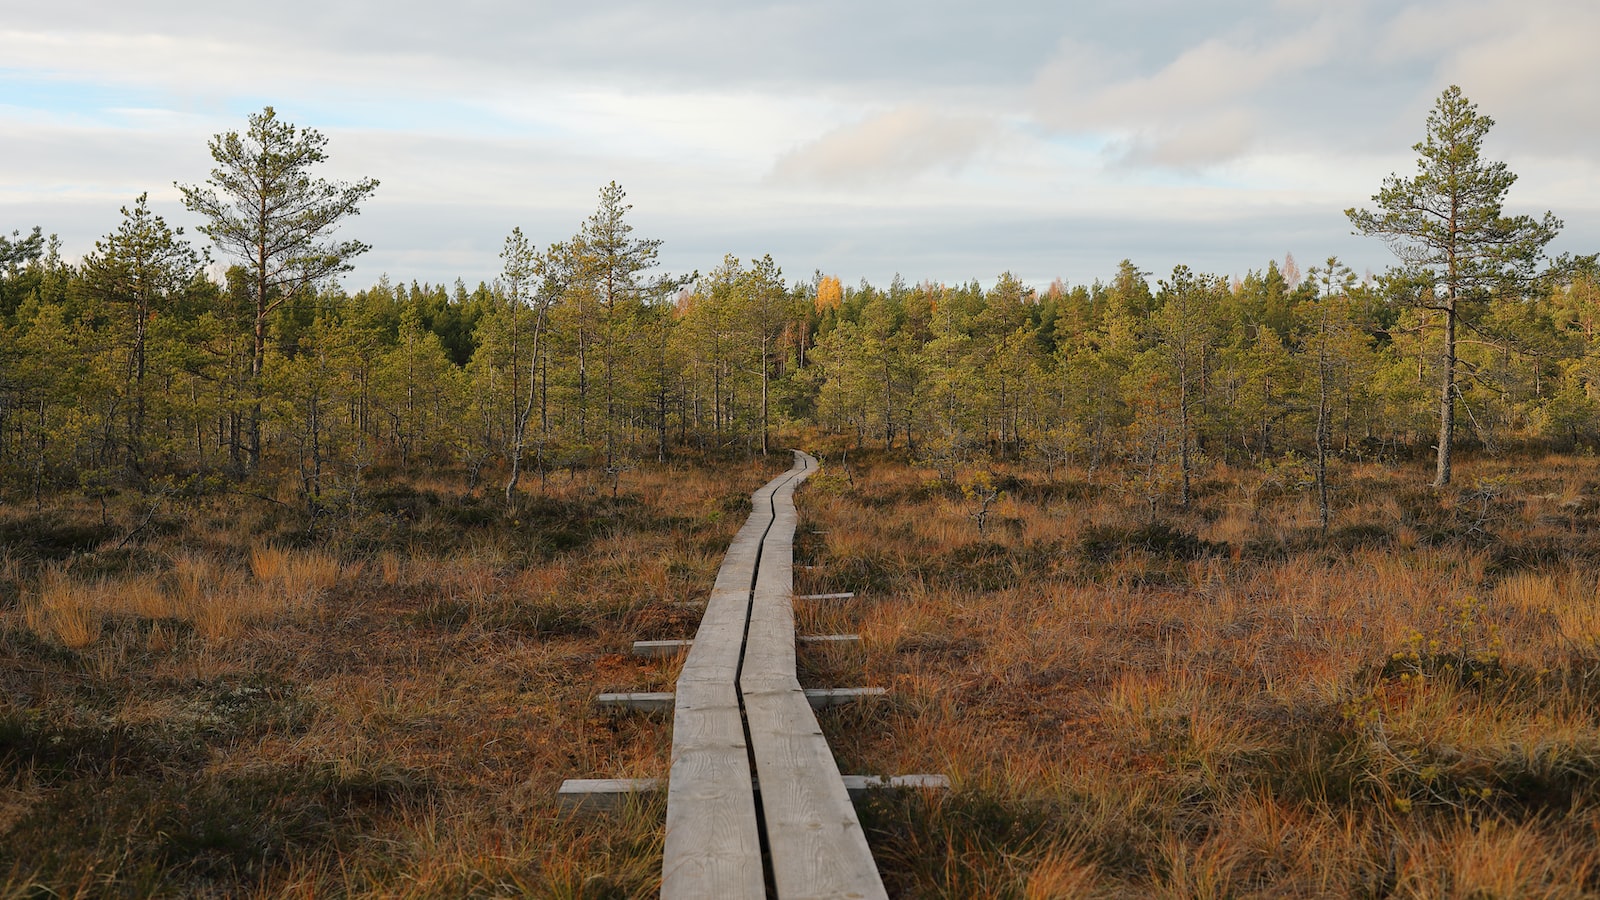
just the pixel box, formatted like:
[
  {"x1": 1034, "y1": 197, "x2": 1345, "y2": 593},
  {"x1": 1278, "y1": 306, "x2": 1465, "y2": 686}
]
[
  {"x1": 804, "y1": 687, "x2": 886, "y2": 708},
  {"x1": 595, "y1": 691, "x2": 675, "y2": 713},
  {"x1": 635, "y1": 634, "x2": 860, "y2": 657},
  {"x1": 743, "y1": 451, "x2": 889, "y2": 900},
  {"x1": 662, "y1": 681, "x2": 763, "y2": 898},
  {"x1": 742, "y1": 686, "x2": 888, "y2": 900},
  {"x1": 570, "y1": 451, "x2": 896, "y2": 895},
  {"x1": 598, "y1": 686, "x2": 884, "y2": 711},
  {"x1": 557, "y1": 778, "x2": 661, "y2": 814},
  {"x1": 795, "y1": 592, "x2": 856, "y2": 601},
  {"x1": 559, "y1": 773, "x2": 946, "y2": 814},
  {"x1": 840, "y1": 774, "x2": 950, "y2": 798},
  {"x1": 632, "y1": 639, "x2": 693, "y2": 657},
  {"x1": 661, "y1": 452, "x2": 815, "y2": 900}
]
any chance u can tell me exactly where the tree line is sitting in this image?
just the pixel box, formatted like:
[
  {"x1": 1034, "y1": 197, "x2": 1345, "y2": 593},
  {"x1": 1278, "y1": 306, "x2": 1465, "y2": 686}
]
[{"x1": 1, "y1": 89, "x2": 1597, "y2": 521}]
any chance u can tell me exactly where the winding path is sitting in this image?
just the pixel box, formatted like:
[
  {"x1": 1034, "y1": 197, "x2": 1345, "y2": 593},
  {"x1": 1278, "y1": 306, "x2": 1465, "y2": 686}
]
[{"x1": 661, "y1": 450, "x2": 887, "y2": 900}]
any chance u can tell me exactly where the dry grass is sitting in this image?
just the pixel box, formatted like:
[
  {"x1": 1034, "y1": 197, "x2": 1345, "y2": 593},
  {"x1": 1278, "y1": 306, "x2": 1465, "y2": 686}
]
[
  {"x1": 799, "y1": 448, "x2": 1600, "y2": 898},
  {"x1": 0, "y1": 452, "x2": 778, "y2": 898},
  {"x1": 16, "y1": 543, "x2": 350, "y2": 651},
  {"x1": 4, "y1": 446, "x2": 1599, "y2": 897}
]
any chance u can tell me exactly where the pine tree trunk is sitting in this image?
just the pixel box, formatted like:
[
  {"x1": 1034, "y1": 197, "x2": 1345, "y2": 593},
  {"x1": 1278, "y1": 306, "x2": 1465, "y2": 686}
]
[
  {"x1": 1317, "y1": 334, "x2": 1331, "y2": 534},
  {"x1": 1435, "y1": 305, "x2": 1457, "y2": 488},
  {"x1": 249, "y1": 310, "x2": 265, "y2": 471},
  {"x1": 761, "y1": 333, "x2": 770, "y2": 456}
]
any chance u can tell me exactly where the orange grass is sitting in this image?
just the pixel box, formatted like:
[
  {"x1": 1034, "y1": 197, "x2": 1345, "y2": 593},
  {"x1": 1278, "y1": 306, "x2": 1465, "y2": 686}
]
[
  {"x1": 799, "y1": 449, "x2": 1600, "y2": 898},
  {"x1": 4, "y1": 447, "x2": 1599, "y2": 896},
  {"x1": 0, "y1": 455, "x2": 770, "y2": 898}
]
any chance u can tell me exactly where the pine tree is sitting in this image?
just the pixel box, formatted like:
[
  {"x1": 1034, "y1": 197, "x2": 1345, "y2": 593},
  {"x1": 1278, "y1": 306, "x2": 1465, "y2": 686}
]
[
  {"x1": 1149, "y1": 266, "x2": 1225, "y2": 507},
  {"x1": 1348, "y1": 85, "x2": 1559, "y2": 486},
  {"x1": 80, "y1": 194, "x2": 205, "y2": 473},
  {"x1": 178, "y1": 107, "x2": 378, "y2": 472}
]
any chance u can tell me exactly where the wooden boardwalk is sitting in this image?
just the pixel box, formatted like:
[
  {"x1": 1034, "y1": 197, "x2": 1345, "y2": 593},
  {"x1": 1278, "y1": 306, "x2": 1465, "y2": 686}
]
[{"x1": 660, "y1": 450, "x2": 888, "y2": 900}]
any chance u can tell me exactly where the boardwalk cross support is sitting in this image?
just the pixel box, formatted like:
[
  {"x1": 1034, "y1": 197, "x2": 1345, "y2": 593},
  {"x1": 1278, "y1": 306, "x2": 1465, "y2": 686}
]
[
  {"x1": 557, "y1": 774, "x2": 949, "y2": 815},
  {"x1": 631, "y1": 634, "x2": 860, "y2": 658},
  {"x1": 594, "y1": 687, "x2": 886, "y2": 713}
]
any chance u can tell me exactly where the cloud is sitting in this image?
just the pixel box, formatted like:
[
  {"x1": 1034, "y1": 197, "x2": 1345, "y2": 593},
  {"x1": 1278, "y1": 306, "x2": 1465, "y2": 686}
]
[
  {"x1": 1427, "y1": 2, "x2": 1600, "y2": 155},
  {"x1": 1091, "y1": 29, "x2": 1332, "y2": 121},
  {"x1": 769, "y1": 107, "x2": 993, "y2": 186},
  {"x1": 1112, "y1": 109, "x2": 1258, "y2": 171},
  {"x1": 4, "y1": 0, "x2": 1598, "y2": 294},
  {"x1": 1029, "y1": 11, "x2": 1355, "y2": 168},
  {"x1": 0, "y1": 4, "x2": 1071, "y2": 100}
]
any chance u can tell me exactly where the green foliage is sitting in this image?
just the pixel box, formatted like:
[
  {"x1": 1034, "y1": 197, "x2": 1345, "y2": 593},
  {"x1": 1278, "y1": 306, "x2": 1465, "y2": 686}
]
[
  {"x1": 0, "y1": 226, "x2": 44, "y2": 273},
  {"x1": 177, "y1": 106, "x2": 380, "y2": 472},
  {"x1": 177, "y1": 107, "x2": 379, "y2": 302},
  {"x1": 4, "y1": 93, "x2": 1598, "y2": 520}
]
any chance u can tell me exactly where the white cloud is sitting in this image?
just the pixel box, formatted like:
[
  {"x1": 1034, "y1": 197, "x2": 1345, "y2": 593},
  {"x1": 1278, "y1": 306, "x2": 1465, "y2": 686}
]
[
  {"x1": 1113, "y1": 110, "x2": 1258, "y2": 171},
  {"x1": 2, "y1": 1, "x2": 1597, "y2": 292},
  {"x1": 1092, "y1": 28, "x2": 1332, "y2": 121},
  {"x1": 770, "y1": 107, "x2": 994, "y2": 186},
  {"x1": 1028, "y1": 14, "x2": 1349, "y2": 169},
  {"x1": 0, "y1": 27, "x2": 470, "y2": 112}
]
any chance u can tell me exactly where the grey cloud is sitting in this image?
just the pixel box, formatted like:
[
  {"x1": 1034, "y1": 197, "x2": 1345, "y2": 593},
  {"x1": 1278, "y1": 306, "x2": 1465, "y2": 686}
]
[
  {"x1": 8, "y1": 1, "x2": 1338, "y2": 102},
  {"x1": 653, "y1": 203, "x2": 1397, "y2": 291},
  {"x1": 1429, "y1": 3, "x2": 1600, "y2": 155},
  {"x1": 6, "y1": 0, "x2": 1598, "y2": 298},
  {"x1": 13, "y1": 177, "x2": 1599, "y2": 299},
  {"x1": 1021, "y1": 2, "x2": 1600, "y2": 168},
  {"x1": 6, "y1": 1, "x2": 1071, "y2": 95}
]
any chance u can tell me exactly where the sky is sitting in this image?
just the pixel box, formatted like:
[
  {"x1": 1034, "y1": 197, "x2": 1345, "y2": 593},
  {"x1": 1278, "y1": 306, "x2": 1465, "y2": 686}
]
[{"x1": 3, "y1": 0, "x2": 1598, "y2": 294}]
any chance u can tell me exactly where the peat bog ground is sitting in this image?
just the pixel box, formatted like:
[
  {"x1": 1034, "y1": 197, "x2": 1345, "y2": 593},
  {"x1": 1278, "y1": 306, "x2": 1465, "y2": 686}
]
[{"x1": 4, "y1": 445, "x2": 1600, "y2": 897}]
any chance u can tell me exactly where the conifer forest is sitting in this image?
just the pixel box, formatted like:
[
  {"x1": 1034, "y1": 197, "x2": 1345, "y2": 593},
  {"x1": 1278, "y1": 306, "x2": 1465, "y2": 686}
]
[{"x1": 3, "y1": 95, "x2": 1597, "y2": 512}]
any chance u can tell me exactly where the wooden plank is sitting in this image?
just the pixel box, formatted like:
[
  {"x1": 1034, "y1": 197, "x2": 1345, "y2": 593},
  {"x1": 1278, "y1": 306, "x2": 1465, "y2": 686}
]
[
  {"x1": 598, "y1": 686, "x2": 882, "y2": 711},
  {"x1": 840, "y1": 774, "x2": 950, "y2": 799},
  {"x1": 798, "y1": 634, "x2": 860, "y2": 646},
  {"x1": 743, "y1": 453, "x2": 814, "y2": 683},
  {"x1": 742, "y1": 686, "x2": 889, "y2": 900},
  {"x1": 742, "y1": 450, "x2": 889, "y2": 900},
  {"x1": 804, "y1": 687, "x2": 886, "y2": 708},
  {"x1": 661, "y1": 452, "x2": 816, "y2": 900},
  {"x1": 662, "y1": 681, "x2": 763, "y2": 899},
  {"x1": 795, "y1": 592, "x2": 855, "y2": 601},
  {"x1": 558, "y1": 774, "x2": 947, "y2": 813},
  {"x1": 633, "y1": 639, "x2": 693, "y2": 657},
  {"x1": 638, "y1": 634, "x2": 858, "y2": 657},
  {"x1": 595, "y1": 692, "x2": 674, "y2": 713},
  {"x1": 557, "y1": 778, "x2": 660, "y2": 814}
]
